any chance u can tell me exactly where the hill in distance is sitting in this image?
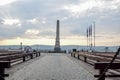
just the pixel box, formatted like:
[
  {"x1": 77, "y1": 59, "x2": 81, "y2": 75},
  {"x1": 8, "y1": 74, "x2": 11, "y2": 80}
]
[{"x1": 0, "y1": 45, "x2": 119, "y2": 52}]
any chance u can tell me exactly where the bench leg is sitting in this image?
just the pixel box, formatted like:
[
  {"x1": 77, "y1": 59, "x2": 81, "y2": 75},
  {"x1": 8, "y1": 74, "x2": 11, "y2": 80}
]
[
  {"x1": 39, "y1": 52, "x2": 41, "y2": 56},
  {"x1": 0, "y1": 68, "x2": 5, "y2": 80},
  {"x1": 30, "y1": 54, "x2": 33, "y2": 59},
  {"x1": 73, "y1": 54, "x2": 75, "y2": 57},
  {"x1": 71, "y1": 53, "x2": 72, "y2": 56},
  {"x1": 98, "y1": 69, "x2": 105, "y2": 80},
  {"x1": 23, "y1": 56, "x2": 26, "y2": 62},
  {"x1": 36, "y1": 53, "x2": 38, "y2": 57},
  {"x1": 84, "y1": 56, "x2": 87, "y2": 62},
  {"x1": 78, "y1": 55, "x2": 80, "y2": 59}
]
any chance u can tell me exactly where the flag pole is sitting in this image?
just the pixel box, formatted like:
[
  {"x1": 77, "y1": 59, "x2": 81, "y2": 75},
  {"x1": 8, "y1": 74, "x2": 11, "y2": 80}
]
[
  {"x1": 89, "y1": 27, "x2": 90, "y2": 51},
  {"x1": 91, "y1": 24, "x2": 92, "y2": 52},
  {"x1": 93, "y1": 21, "x2": 95, "y2": 52},
  {"x1": 87, "y1": 28, "x2": 88, "y2": 51}
]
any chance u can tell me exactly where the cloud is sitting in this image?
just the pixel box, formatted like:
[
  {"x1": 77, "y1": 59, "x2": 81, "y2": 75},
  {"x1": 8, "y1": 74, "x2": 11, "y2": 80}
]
[
  {"x1": 23, "y1": 28, "x2": 55, "y2": 39},
  {"x1": 0, "y1": 0, "x2": 119, "y2": 45},
  {"x1": 27, "y1": 18, "x2": 39, "y2": 24},
  {"x1": 25, "y1": 29, "x2": 40, "y2": 35},
  {"x1": 1, "y1": 18, "x2": 21, "y2": 27},
  {"x1": 0, "y1": 0, "x2": 18, "y2": 6},
  {"x1": 27, "y1": 18, "x2": 46, "y2": 24},
  {"x1": 63, "y1": 0, "x2": 120, "y2": 17}
]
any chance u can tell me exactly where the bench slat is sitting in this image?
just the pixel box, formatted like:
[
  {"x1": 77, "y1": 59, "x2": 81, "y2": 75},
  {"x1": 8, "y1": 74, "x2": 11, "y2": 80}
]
[
  {"x1": 94, "y1": 62, "x2": 120, "y2": 69},
  {"x1": 95, "y1": 75, "x2": 120, "y2": 77},
  {"x1": 0, "y1": 61, "x2": 10, "y2": 68}
]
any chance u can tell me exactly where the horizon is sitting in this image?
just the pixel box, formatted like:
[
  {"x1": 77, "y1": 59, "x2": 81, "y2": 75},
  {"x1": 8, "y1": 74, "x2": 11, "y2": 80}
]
[
  {"x1": 0, "y1": 44, "x2": 119, "y2": 47},
  {"x1": 0, "y1": 0, "x2": 120, "y2": 46},
  {"x1": 0, "y1": 44, "x2": 119, "y2": 52}
]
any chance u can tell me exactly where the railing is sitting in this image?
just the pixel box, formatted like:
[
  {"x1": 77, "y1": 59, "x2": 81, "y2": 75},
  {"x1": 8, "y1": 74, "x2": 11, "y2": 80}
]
[
  {"x1": 0, "y1": 52, "x2": 41, "y2": 63},
  {"x1": 94, "y1": 62, "x2": 120, "y2": 80},
  {"x1": 0, "y1": 51, "x2": 41, "y2": 80},
  {"x1": 71, "y1": 52, "x2": 120, "y2": 64},
  {"x1": 71, "y1": 48, "x2": 120, "y2": 80},
  {"x1": 0, "y1": 61, "x2": 10, "y2": 80}
]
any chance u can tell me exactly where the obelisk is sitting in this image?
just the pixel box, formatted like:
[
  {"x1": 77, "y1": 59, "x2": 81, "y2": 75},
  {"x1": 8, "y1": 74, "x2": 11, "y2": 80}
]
[{"x1": 54, "y1": 20, "x2": 61, "y2": 52}]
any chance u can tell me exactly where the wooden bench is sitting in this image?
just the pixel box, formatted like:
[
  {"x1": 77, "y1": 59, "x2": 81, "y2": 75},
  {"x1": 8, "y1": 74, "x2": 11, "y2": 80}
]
[
  {"x1": 94, "y1": 62, "x2": 120, "y2": 80},
  {"x1": 0, "y1": 52, "x2": 41, "y2": 67},
  {"x1": 71, "y1": 52, "x2": 120, "y2": 64},
  {"x1": 0, "y1": 52, "x2": 41, "y2": 80},
  {"x1": 0, "y1": 61, "x2": 10, "y2": 80}
]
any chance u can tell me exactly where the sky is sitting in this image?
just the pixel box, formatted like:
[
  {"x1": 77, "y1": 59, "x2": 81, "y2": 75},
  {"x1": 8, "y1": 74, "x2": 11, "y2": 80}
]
[{"x1": 0, "y1": 0, "x2": 120, "y2": 46}]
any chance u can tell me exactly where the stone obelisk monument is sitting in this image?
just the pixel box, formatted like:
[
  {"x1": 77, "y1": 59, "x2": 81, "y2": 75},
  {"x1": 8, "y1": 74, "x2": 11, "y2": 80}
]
[{"x1": 54, "y1": 20, "x2": 61, "y2": 52}]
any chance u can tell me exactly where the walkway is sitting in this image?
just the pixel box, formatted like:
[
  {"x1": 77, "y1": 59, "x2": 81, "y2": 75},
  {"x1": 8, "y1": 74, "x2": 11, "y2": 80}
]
[{"x1": 6, "y1": 53, "x2": 94, "y2": 80}]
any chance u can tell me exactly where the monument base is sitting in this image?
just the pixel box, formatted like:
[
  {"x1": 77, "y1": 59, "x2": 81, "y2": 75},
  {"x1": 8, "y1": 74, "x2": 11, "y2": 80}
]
[
  {"x1": 48, "y1": 50, "x2": 66, "y2": 53},
  {"x1": 54, "y1": 47, "x2": 61, "y2": 52}
]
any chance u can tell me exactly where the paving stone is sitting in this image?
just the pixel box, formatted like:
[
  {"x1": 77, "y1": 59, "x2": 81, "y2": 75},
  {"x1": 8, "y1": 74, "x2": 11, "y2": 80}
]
[{"x1": 6, "y1": 53, "x2": 94, "y2": 80}]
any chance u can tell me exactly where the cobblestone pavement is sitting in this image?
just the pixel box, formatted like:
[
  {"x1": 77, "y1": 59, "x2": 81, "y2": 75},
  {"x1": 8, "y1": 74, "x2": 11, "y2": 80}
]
[{"x1": 6, "y1": 53, "x2": 95, "y2": 80}]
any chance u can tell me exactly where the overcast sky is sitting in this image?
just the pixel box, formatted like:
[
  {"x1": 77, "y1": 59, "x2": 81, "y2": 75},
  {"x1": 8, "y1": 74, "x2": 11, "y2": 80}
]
[{"x1": 0, "y1": 0, "x2": 120, "y2": 46}]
